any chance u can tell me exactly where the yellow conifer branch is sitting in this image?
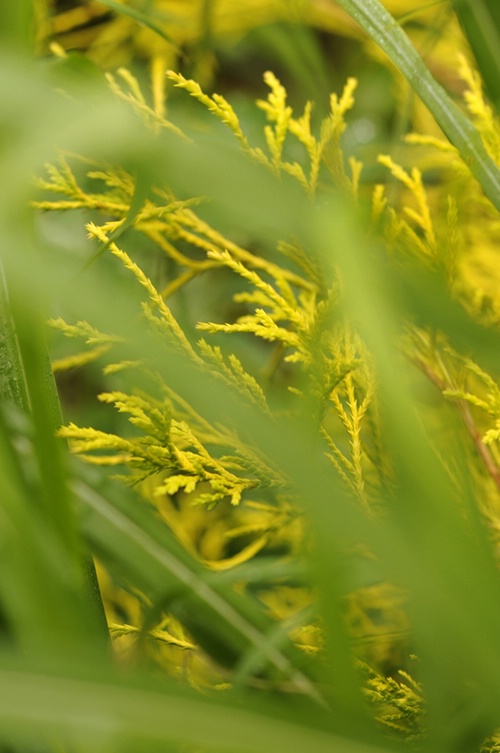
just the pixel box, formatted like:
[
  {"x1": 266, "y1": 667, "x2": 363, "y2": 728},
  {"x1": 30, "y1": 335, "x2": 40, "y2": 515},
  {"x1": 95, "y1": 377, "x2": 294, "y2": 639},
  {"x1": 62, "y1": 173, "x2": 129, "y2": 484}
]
[{"x1": 86, "y1": 222, "x2": 201, "y2": 363}]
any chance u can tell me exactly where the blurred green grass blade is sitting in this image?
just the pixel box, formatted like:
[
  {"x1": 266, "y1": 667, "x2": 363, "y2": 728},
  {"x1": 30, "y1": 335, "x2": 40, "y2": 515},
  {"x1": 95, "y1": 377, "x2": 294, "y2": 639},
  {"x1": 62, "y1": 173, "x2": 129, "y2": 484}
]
[
  {"x1": 200, "y1": 0, "x2": 215, "y2": 41},
  {"x1": 335, "y1": 0, "x2": 500, "y2": 211},
  {"x1": 95, "y1": 0, "x2": 182, "y2": 55},
  {"x1": 80, "y1": 163, "x2": 155, "y2": 273},
  {"x1": 16, "y1": 311, "x2": 110, "y2": 640},
  {"x1": 10, "y1": 289, "x2": 78, "y2": 551},
  {"x1": 0, "y1": 188, "x2": 108, "y2": 640},
  {"x1": 0, "y1": 258, "x2": 108, "y2": 649},
  {"x1": 251, "y1": 22, "x2": 331, "y2": 106},
  {"x1": 452, "y1": 0, "x2": 500, "y2": 112},
  {"x1": 0, "y1": 412, "x2": 106, "y2": 657},
  {"x1": 44, "y1": 49, "x2": 109, "y2": 90},
  {"x1": 0, "y1": 58, "x2": 117, "y2": 652},
  {"x1": 0, "y1": 266, "x2": 29, "y2": 412},
  {"x1": 317, "y1": 194, "x2": 500, "y2": 742},
  {"x1": 383, "y1": 260, "x2": 500, "y2": 371},
  {"x1": 74, "y1": 475, "x2": 319, "y2": 700},
  {"x1": 194, "y1": 0, "x2": 215, "y2": 66},
  {"x1": 0, "y1": 661, "x2": 394, "y2": 753},
  {"x1": 205, "y1": 558, "x2": 307, "y2": 588},
  {"x1": 232, "y1": 605, "x2": 316, "y2": 689},
  {"x1": 0, "y1": 0, "x2": 35, "y2": 52}
]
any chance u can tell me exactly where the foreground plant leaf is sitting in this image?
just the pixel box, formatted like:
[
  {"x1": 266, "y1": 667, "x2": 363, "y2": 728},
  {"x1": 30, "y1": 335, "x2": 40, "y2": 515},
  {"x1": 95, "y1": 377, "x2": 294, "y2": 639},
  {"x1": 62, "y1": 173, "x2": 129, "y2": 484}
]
[
  {"x1": 94, "y1": 0, "x2": 182, "y2": 55},
  {"x1": 0, "y1": 658, "x2": 392, "y2": 753}
]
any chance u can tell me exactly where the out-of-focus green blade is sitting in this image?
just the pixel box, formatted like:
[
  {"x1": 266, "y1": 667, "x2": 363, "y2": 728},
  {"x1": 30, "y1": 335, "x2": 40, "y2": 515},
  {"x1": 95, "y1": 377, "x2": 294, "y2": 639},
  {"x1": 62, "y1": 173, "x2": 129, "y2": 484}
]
[
  {"x1": 74, "y1": 471, "x2": 320, "y2": 699},
  {"x1": 0, "y1": 0, "x2": 34, "y2": 52},
  {"x1": 0, "y1": 268, "x2": 29, "y2": 411},
  {"x1": 316, "y1": 194, "x2": 500, "y2": 747},
  {"x1": 0, "y1": 660, "x2": 394, "y2": 753},
  {"x1": 95, "y1": 0, "x2": 182, "y2": 54},
  {"x1": 5, "y1": 285, "x2": 109, "y2": 641},
  {"x1": 452, "y1": 0, "x2": 500, "y2": 113},
  {"x1": 0, "y1": 407, "x2": 106, "y2": 657},
  {"x1": 250, "y1": 22, "x2": 331, "y2": 106},
  {"x1": 8, "y1": 286, "x2": 77, "y2": 549},
  {"x1": 0, "y1": 54, "x2": 113, "y2": 655}
]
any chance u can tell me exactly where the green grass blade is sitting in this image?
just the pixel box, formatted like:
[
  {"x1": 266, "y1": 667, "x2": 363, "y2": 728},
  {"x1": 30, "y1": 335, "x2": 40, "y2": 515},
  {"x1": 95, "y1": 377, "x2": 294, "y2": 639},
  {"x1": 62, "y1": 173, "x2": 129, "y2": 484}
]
[
  {"x1": 95, "y1": 0, "x2": 182, "y2": 55},
  {"x1": 452, "y1": 0, "x2": 500, "y2": 112},
  {"x1": 0, "y1": 661, "x2": 394, "y2": 753},
  {"x1": 0, "y1": 267, "x2": 108, "y2": 649},
  {"x1": 0, "y1": 0, "x2": 35, "y2": 53},
  {"x1": 316, "y1": 194, "x2": 500, "y2": 744},
  {"x1": 335, "y1": 0, "x2": 500, "y2": 211},
  {"x1": 74, "y1": 474, "x2": 320, "y2": 700},
  {"x1": 0, "y1": 410, "x2": 106, "y2": 657},
  {"x1": 11, "y1": 291, "x2": 78, "y2": 550},
  {"x1": 0, "y1": 265, "x2": 29, "y2": 411},
  {"x1": 251, "y1": 22, "x2": 331, "y2": 107}
]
